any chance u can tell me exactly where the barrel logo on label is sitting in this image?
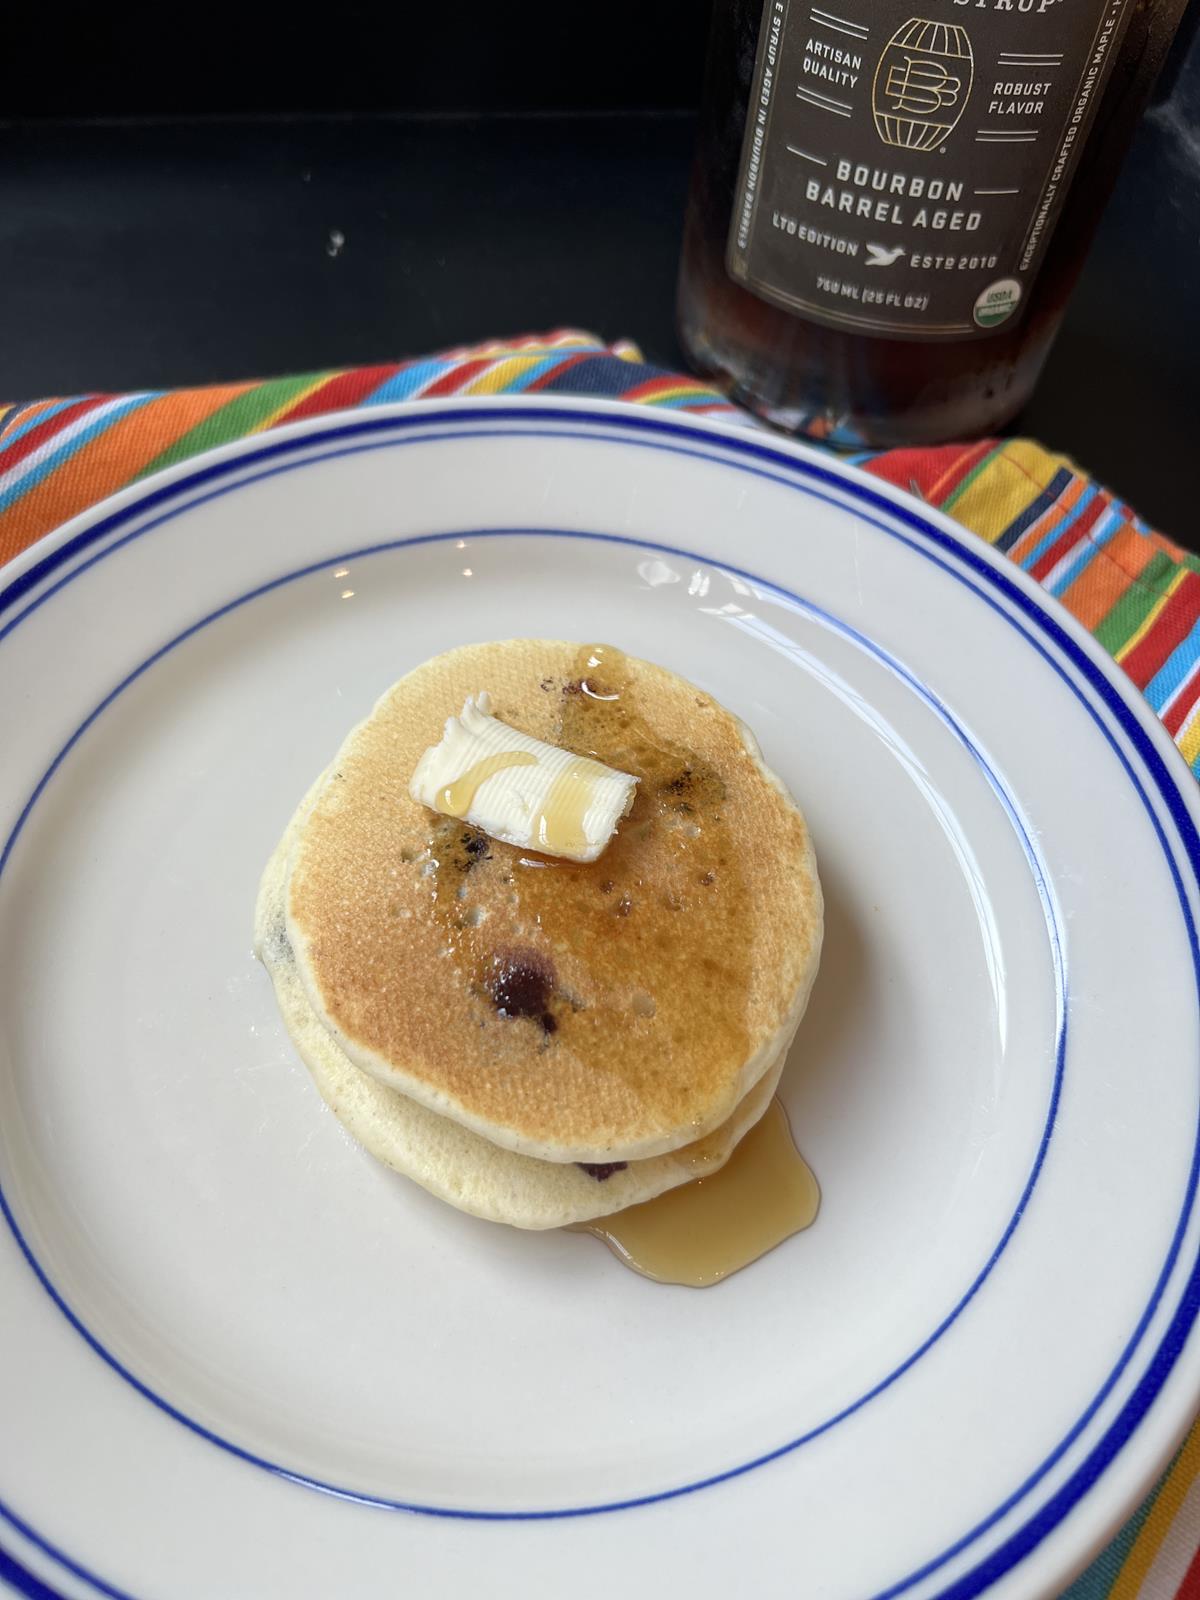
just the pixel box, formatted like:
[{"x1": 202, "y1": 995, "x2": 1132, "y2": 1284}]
[{"x1": 872, "y1": 19, "x2": 974, "y2": 152}]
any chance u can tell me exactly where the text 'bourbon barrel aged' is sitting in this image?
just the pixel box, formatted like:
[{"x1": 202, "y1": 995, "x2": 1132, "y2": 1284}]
[{"x1": 677, "y1": 0, "x2": 1190, "y2": 445}]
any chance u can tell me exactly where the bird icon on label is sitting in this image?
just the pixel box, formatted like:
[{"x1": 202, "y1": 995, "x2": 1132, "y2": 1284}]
[{"x1": 865, "y1": 243, "x2": 907, "y2": 268}]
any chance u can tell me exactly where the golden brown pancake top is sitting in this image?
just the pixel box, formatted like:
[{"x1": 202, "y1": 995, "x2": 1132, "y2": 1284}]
[{"x1": 285, "y1": 641, "x2": 821, "y2": 1161}]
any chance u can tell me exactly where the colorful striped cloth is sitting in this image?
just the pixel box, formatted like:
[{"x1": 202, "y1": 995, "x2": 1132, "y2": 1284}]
[
  {"x1": 3, "y1": 330, "x2": 1200, "y2": 1597},
  {"x1": 3, "y1": 332, "x2": 1196, "y2": 779}
]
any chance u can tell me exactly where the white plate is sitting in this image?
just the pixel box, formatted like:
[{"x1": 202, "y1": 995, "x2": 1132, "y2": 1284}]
[{"x1": 2, "y1": 398, "x2": 1199, "y2": 1600}]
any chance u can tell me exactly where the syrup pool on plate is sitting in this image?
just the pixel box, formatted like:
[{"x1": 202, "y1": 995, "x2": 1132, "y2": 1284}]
[{"x1": 572, "y1": 1098, "x2": 819, "y2": 1287}]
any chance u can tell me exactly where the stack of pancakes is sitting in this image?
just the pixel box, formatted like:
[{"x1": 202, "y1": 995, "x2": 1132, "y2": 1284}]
[{"x1": 255, "y1": 640, "x2": 823, "y2": 1229}]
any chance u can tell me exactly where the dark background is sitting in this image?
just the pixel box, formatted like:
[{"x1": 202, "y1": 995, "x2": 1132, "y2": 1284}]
[{"x1": 2, "y1": 1, "x2": 1199, "y2": 538}]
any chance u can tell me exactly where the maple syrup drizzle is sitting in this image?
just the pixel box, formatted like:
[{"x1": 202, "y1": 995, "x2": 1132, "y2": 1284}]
[
  {"x1": 572, "y1": 1099, "x2": 819, "y2": 1288},
  {"x1": 438, "y1": 744, "x2": 611, "y2": 859},
  {"x1": 438, "y1": 751, "x2": 536, "y2": 816},
  {"x1": 536, "y1": 755, "x2": 611, "y2": 855}
]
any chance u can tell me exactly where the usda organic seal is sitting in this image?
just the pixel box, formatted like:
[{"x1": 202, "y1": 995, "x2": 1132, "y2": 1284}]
[{"x1": 974, "y1": 278, "x2": 1022, "y2": 329}]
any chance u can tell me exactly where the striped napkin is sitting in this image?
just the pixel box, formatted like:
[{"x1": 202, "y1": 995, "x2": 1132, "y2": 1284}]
[{"x1": 3, "y1": 332, "x2": 1199, "y2": 1597}]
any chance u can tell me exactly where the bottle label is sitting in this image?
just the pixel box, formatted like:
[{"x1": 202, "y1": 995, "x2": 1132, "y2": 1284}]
[{"x1": 726, "y1": 0, "x2": 1135, "y2": 339}]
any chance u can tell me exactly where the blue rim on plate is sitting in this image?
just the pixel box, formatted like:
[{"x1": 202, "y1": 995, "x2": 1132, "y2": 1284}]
[{"x1": 0, "y1": 403, "x2": 1197, "y2": 1600}]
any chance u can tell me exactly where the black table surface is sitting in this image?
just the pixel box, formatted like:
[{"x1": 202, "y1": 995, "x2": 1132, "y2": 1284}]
[{"x1": 3, "y1": 108, "x2": 1197, "y2": 543}]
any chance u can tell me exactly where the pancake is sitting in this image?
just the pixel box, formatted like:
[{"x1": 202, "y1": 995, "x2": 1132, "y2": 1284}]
[
  {"x1": 256, "y1": 797, "x2": 796, "y2": 1227},
  {"x1": 279, "y1": 640, "x2": 822, "y2": 1164}
]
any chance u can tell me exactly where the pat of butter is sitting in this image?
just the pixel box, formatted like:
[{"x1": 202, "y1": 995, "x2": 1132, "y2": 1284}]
[{"x1": 410, "y1": 693, "x2": 637, "y2": 863}]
